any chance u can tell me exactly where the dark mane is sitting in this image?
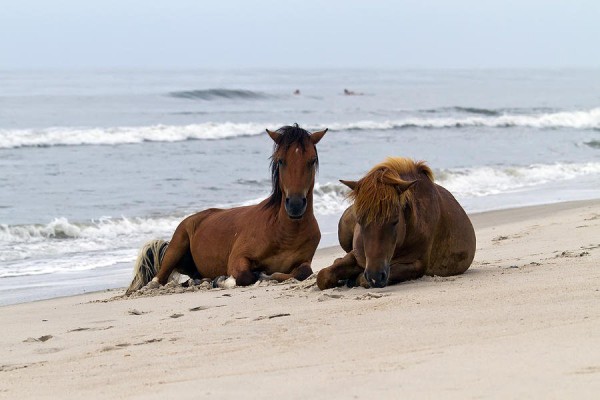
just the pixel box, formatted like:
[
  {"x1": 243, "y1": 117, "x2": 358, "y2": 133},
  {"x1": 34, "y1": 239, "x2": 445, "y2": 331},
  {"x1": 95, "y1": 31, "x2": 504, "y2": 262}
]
[{"x1": 264, "y1": 124, "x2": 318, "y2": 209}]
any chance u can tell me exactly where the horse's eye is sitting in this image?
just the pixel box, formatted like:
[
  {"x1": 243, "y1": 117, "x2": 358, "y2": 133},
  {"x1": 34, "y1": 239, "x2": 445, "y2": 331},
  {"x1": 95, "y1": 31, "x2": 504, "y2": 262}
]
[
  {"x1": 391, "y1": 220, "x2": 400, "y2": 226},
  {"x1": 278, "y1": 159, "x2": 285, "y2": 167},
  {"x1": 309, "y1": 158, "x2": 317, "y2": 166}
]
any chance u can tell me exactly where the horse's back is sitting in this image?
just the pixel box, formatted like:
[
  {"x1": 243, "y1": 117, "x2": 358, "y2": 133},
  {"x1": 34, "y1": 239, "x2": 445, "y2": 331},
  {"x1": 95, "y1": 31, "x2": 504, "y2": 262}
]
[{"x1": 425, "y1": 184, "x2": 476, "y2": 276}]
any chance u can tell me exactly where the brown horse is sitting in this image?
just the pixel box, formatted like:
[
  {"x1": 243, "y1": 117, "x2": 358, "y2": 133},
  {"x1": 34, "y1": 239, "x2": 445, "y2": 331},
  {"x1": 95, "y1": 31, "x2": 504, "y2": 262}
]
[
  {"x1": 126, "y1": 125, "x2": 327, "y2": 294},
  {"x1": 317, "y1": 157, "x2": 475, "y2": 290}
]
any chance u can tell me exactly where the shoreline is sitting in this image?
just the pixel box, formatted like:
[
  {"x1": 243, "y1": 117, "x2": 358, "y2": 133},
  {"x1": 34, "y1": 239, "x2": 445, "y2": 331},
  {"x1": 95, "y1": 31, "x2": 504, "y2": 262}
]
[
  {"x1": 2, "y1": 198, "x2": 599, "y2": 307},
  {"x1": 1, "y1": 198, "x2": 599, "y2": 398}
]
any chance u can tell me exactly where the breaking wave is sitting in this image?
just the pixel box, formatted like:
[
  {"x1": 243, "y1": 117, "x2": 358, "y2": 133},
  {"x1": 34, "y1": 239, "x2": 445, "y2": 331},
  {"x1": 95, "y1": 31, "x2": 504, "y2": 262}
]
[
  {"x1": 585, "y1": 140, "x2": 600, "y2": 149},
  {"x1": 0, "y1": 122, "x2": 267, "y2": 148},
  {"x1": 169, "y1": 88, "x2": 270, "y2": 100},
  {"x1": 2, "y1": 108, "x2": 599, "y2": 149},
  {"x1": 0, "y1": 216, "x2": 181, "y2": 278},
  {"x1": 313, "y1": 182, "x2": 351, "y2": 215},
  {"x1": 328, "y1": 107, "x2": 600, "y2": 131},
  {"x1": 438, "y1": 162, "x2": 600, "y2": 197},
  {"x1": 423, "y1": 106, "x2": 502, "y2": 116}
]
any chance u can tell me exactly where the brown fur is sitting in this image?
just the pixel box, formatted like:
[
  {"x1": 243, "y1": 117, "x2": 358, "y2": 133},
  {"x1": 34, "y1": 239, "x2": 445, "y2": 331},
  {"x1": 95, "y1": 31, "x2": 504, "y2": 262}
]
[
  {"x1": 127, "y1": 125, "x2": 326, "y2": 292},
  {"x1": 317, "y1": 157, "x2": 475, "y2": 290}
]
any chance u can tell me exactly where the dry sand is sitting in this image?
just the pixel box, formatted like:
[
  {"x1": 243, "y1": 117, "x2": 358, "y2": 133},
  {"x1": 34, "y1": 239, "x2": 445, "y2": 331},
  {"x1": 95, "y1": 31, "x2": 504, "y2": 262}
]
[{"x1": 1, "y1": 200, "x2": 599, "y2": 399}]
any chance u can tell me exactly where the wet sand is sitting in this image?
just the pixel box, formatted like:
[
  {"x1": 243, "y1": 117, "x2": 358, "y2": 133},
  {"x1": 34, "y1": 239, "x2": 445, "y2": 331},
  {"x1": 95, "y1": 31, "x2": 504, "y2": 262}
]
[{"x1": 1, "y1": 200, "x2": 599, "y2": 399}]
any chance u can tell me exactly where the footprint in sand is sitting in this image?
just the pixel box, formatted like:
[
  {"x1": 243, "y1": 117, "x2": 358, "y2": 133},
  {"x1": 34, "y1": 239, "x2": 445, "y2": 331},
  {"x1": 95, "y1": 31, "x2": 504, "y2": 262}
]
[
  {"x1": 22, "y1": 335, "x2": 62, "y2": 354},
  {"x1": 23, "y1": 335, "x2": 53, "y2": 343},
  {"x1": 253, "y1": 313, "x2": 291, "y2": 321},
  {"x1": 554, "y1": 250, "x2": 590, "y2": 258},
  {"x1": 318, "y1": 293, "x2": 344, "y2": 302},
  {"x1": 101, "y1": 338, "x2": 163, "y2": 352},
  {"x1": 354, "y1": 292, "x2": 390, "y2": 300},
  {"x1": 128, "y1": 309, "x2": 147, "y2": 315},
  {"x1": 0, "y1": 362, "x2": 47, "y2": 372},
  {"x1": 35, "y1": 347, "x2": 62, "y2": 354},
  {"x1": 189, "y1": 305, "x2": 226, "y2": 312},
  {"x1": 68, "y1": 326, "x2": 113, "y2": 333},
  {"x1": 571, "y1": 365, "x2": 600, "y2": 375}
]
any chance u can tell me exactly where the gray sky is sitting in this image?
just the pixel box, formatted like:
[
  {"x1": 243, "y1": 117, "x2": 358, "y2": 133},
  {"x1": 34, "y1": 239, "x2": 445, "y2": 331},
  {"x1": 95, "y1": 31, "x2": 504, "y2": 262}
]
[{"x1": 1, "y1": 0, "x2": 598, "y2": 69}]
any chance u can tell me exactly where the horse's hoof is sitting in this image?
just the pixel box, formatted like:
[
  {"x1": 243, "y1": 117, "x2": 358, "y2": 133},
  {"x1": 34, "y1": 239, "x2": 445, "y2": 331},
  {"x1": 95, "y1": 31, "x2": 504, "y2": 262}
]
[
  {"x1": 212, "y1": 276, "x2": 236, "y2": 289},
  {"x1": 317, "y1": 269, "x2": 339, "y2": 290},
  {"x1": 212, "y1": 276, "x2": 225, "y2": 288},
  {"x1": 258, "y1": 272, "x2": 274, "y2": 281},
  {"x1": 356, "y1": 274, "x2": 371, "y2": 289},
  {"x1": 294, "y1": 266, "x2": 313, "y2": 281},
  {"x1": 221, "y1": 276, "x2": 237, "y2": 289},
  {"x1": 181, "y1": 279, "x2": 192, "y2": 287},
  {"x1": 183, "y1": 278, "x2": 207, "y2": 287},
  {"x1": 143, "y1": 278, "x2": 161, "y2": 290}
]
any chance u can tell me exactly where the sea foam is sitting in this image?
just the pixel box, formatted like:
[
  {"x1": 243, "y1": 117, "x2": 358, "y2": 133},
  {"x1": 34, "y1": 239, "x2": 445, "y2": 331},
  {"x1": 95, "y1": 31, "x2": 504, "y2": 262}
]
[
  {"x1": 438, "y1": 162, "x2": 600, "y2": 197},
  {"x1": 328, "y1": 107, "x2": 600, "y2": 131},
  {"x1": 1, "y1": 108, "x2": 599, "y2": 149}
]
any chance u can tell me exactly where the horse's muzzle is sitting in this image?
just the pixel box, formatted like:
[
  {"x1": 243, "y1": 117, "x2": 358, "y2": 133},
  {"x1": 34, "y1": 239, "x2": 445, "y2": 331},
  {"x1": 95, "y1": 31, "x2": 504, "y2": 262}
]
[
  {"x1": 285, "y1": 196, "x2": 307, "y2": 219},
  {"x1": 364, "y1": 265, "x2": 390, "y2": 288}
]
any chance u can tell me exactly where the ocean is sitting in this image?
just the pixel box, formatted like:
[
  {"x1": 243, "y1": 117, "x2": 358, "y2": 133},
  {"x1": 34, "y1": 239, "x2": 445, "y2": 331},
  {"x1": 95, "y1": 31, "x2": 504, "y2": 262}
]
[{"x1": 1, "y1": 68, "x2": 599, "y2": 305}]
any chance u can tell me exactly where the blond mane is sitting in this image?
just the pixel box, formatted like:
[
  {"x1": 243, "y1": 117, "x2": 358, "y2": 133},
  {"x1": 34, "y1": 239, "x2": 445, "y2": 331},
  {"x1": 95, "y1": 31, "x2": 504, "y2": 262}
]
[{"x1": 349, "y1": 157, "x2": 434, "y2": 225}]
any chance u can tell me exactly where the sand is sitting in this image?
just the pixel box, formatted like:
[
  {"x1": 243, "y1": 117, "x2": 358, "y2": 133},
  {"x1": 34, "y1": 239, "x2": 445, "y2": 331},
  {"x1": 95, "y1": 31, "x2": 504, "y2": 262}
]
[{"x1": 1, "y1": 200, "x2": 599, "y2": 399}]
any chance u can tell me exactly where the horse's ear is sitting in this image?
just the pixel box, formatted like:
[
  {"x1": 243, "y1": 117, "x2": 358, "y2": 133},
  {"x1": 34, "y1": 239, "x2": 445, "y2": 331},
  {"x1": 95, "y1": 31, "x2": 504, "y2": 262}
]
[
  {"x1": 340, "y1": 179, "x2": 358, "y2": 191},
  {"x1": 310, "y1": 128, "x2": 328, "y2": 144},
  {"x1": 266, "y1": 129, "x2": 282, "y2": 143}
]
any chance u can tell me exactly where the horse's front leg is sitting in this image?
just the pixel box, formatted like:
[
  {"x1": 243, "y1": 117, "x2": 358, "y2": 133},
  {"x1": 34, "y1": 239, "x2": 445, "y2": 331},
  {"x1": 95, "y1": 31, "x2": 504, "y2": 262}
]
[
  {"x1": 317, "y1": 252, "x2": 363, "y2": 290},
  {"x1": 262, "y1": 262, "x2": 314, "y2": 283},
  {"x1": 387, "y1": 260, "x2": 425, "y2": 285},
  {"x1": 224, "y1": 256, "x2": 258, "y2": 287},
  {"x1": 348, "y1": 260, "x2": 426, "y2": 288}
]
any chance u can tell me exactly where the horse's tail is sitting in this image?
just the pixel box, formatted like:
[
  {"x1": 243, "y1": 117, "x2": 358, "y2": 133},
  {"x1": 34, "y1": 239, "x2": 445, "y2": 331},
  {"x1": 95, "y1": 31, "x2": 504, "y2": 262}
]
[{"x1": 125, "y1": 239, "x2": 169, "y2": 295}]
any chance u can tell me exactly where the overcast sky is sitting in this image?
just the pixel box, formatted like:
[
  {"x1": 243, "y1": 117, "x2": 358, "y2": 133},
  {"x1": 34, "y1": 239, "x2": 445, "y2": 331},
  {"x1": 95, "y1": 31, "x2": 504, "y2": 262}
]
[{"x1": 1, "y1": 0, "x2": 598, "y2": 69}]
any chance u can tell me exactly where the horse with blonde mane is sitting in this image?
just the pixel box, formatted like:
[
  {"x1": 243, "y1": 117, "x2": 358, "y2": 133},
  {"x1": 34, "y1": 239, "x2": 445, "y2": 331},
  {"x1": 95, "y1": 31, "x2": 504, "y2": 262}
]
[
  {"x1": 126, "y1": 124, "x2": 327, "y2": 294},
  {"x1": 317, "y1": 157, "x2": 475, "y2": 289}
]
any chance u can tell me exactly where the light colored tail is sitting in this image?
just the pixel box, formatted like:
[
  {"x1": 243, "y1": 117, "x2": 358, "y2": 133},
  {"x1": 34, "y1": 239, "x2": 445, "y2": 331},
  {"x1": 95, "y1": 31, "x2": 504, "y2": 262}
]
[{"x1": 125, "y1": 239, "x2": 169, "y2": 295}]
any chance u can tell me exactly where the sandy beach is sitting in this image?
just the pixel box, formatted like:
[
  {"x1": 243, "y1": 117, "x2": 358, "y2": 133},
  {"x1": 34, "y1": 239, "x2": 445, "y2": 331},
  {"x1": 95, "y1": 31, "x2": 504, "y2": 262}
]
[{"x1": 1, "y1": 199, "x2": 599, "y2": 399}]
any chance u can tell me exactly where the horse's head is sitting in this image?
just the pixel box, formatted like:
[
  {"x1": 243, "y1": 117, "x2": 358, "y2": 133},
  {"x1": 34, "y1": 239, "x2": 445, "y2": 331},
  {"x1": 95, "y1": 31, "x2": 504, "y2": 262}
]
[
  {"x1": 341, "y1": 167, "x2": 416, "y2": 288},
  {"x1": 266, "y1": 125, "x2": 327, "y2": 219}
]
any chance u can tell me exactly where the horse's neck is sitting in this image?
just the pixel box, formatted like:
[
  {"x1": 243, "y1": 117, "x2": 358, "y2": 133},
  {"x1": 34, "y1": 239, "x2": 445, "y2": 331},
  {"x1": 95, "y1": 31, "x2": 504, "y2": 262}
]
[{"x1": 402, "y1": 181, "x2": 435, "y2": 239}]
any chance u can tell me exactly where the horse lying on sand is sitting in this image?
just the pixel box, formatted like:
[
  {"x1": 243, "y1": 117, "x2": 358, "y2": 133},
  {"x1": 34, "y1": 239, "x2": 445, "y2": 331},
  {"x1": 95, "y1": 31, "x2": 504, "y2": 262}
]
[
  {"x1": 317, "y1": 157, "x2": 475, "y2": 290},
  {"x1": 126, "y1": 125, "x2": 327, "y2": 294}
]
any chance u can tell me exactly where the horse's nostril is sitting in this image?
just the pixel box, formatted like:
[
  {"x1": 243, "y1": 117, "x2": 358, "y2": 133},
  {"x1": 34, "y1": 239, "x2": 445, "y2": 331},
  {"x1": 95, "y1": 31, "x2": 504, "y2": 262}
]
[
  {"x1": 302, "y1": 198, "x2": 307, "y2": 206},
  {"x1": 366, "y1": 270, "x2": 387, "y2": 287},
  {"x1": 285, "y1": 198, "x2": 290, "y2": 205}
]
